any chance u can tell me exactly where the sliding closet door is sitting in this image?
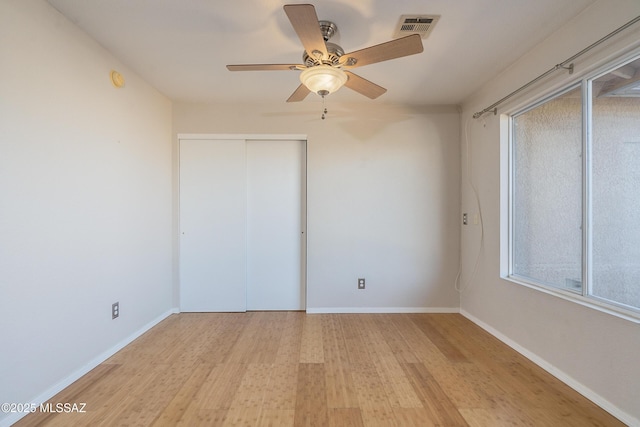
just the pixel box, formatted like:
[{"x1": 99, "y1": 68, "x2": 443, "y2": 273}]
[
  {"x1": 246, "y1": 140, "x2": 306, "y2": 310},
  {"x1": 179, "y1": 139, "x2": 247, "y2": 312}
]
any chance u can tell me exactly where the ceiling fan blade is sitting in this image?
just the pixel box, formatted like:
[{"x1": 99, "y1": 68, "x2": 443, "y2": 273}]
[
  {"x1": 344, "y1": 71, "x2": 387, "y2": 99},
  {"x1": 227, "y1": 64, "x2": 302, "y2": 71},
  {"x1": 283, "y1": 4, "x2": 328, "y2": 59},
  {"x1": 286, "y1": 84, "x2": 311, "y2": 102},
  {"x1": 341, "y1": 34, "x2": 424, "y2": 69}
]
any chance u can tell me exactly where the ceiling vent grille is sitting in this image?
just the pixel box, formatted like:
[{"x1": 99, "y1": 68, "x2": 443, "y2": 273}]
[{"x1": 393, "y1": 15, "x2": 439, "y2": 39}]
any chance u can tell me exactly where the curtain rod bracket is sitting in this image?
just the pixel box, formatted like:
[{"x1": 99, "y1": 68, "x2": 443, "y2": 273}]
[
  {"x1": 557, "y1": 63, "x2": 574, "y2": 74},
  {"x1": 472, "y1": 107, "x2": 498, "y2": 119}
]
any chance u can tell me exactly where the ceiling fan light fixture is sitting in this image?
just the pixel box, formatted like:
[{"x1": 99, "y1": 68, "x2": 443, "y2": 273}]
[{"x1": 299, "y1": 65, "x2": 347, "y2": 96}]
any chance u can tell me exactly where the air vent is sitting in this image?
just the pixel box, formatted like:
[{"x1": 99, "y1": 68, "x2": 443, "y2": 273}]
[{"x1": 393, "y1": 15, "x2": 439, "y2": 39}]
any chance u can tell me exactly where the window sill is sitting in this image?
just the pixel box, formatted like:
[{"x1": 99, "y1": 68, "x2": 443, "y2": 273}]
[{"x1": 504, "y1": 274, "x2": 640, "y2": 324}]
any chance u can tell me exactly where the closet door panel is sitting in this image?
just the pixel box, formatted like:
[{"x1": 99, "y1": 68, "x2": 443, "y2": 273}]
[
  {"x1": 179, "y1": 139, "x2": 246, "y2": 312},
  {"x1": 246, "y1": 140, "x2": 305, "y2": 310}
]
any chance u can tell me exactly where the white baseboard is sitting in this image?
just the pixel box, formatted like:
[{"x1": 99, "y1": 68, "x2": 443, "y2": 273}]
[
  {"x1": 1, "y1": 309, "x2": 174, "y2": 427},
  {"x1": 306, "y1": 307, "x2": 459, "y2": 314},
  {"x1": 460, "y1": 309, "x2": 639, "y2": 427}
]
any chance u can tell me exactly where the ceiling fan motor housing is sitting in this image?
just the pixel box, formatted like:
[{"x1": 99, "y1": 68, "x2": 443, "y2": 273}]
[
  {"x1": 303, "y1": 42, "x2": 344, "y2": 67},
  {"x1": 302, "y1": 21, "x2": 344, "y2": 67}
]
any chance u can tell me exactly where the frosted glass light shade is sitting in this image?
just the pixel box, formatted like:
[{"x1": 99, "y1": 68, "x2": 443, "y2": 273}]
[{"x1": 300, "y1": 65, "x2": 347, "y2": 95}]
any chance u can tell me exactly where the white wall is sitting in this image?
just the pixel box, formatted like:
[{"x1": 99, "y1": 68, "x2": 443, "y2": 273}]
[
  {"x1": 0, "y1": 1, "x2": 173, "y2": 424},
  {"x1": 173, "y1": 102, "x2": 461, "y2": 312},
  {"x1": 460, "y1": 0, "x2": 640, "y2": 424}
]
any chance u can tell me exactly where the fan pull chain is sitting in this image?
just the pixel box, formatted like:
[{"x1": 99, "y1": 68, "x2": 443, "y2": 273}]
[{"x1": 321, "y1": 95, "x2": 328, "y2": 120}]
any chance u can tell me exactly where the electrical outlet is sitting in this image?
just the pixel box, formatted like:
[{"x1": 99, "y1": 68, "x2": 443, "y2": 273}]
[
  {"x1": 112, "y1": 302, "x2": 119, "y2": 319},
  {"x1": 358, "y1": 278, "x2": 365, "y2": 289}
]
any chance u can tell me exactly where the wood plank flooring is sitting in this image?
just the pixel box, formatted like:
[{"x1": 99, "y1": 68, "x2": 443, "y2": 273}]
[{"x1": 14, "y1": 312, "x2": 624, "y2": 426}]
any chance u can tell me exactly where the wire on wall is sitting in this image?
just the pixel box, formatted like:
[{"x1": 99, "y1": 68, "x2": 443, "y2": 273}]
[{"x1": 473, "y1": 15, "x2": 640, "y2": 119}]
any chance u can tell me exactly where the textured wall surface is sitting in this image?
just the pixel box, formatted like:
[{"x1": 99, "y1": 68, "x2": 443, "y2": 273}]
[
  {"x1": 513, "y1": 90, "x2": 583, "y2": 289},
  {"x1": 512, "y1": 90, "x2": 640, "y2": 308},
  {"x1": 592, "y1": 96, "x2": 640, "y2": 307}
]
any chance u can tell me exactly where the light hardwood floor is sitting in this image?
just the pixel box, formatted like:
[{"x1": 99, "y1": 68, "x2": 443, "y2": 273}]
[{"x1": 15, "y1": 312, "x2": 624, "y2": 426}]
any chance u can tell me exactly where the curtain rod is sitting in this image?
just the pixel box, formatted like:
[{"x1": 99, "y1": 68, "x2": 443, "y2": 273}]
[{"x1": 473, "y1": 15, "x2": 640, "y2": 119}]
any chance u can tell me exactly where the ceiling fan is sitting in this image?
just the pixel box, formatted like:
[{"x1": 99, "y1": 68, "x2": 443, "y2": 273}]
[{"x1": 226, "y1": 4, "x2": 424, "y2": 102}]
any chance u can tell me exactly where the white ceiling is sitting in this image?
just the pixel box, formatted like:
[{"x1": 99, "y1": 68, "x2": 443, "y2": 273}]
[{"x1": 47, "y1": 0, "x2": 595, "y2": 105}]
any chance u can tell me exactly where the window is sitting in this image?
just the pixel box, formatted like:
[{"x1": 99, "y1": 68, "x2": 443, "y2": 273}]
[
  {"x1": 512, "y1": 86, "x2": 583, "y2": 292},
  {"x1": 509, "y1": 54, "x2": 640, "y2": 316}
]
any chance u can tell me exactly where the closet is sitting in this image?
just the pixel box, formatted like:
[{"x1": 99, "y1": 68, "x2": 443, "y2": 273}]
[{"x1": 179, "y1": 135, "x2": 306, "y2": 312}]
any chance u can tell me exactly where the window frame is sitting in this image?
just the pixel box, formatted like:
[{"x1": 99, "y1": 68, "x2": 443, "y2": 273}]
[{"x1": 503, "y1": 49, "x2": 640, "y2": 323}]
